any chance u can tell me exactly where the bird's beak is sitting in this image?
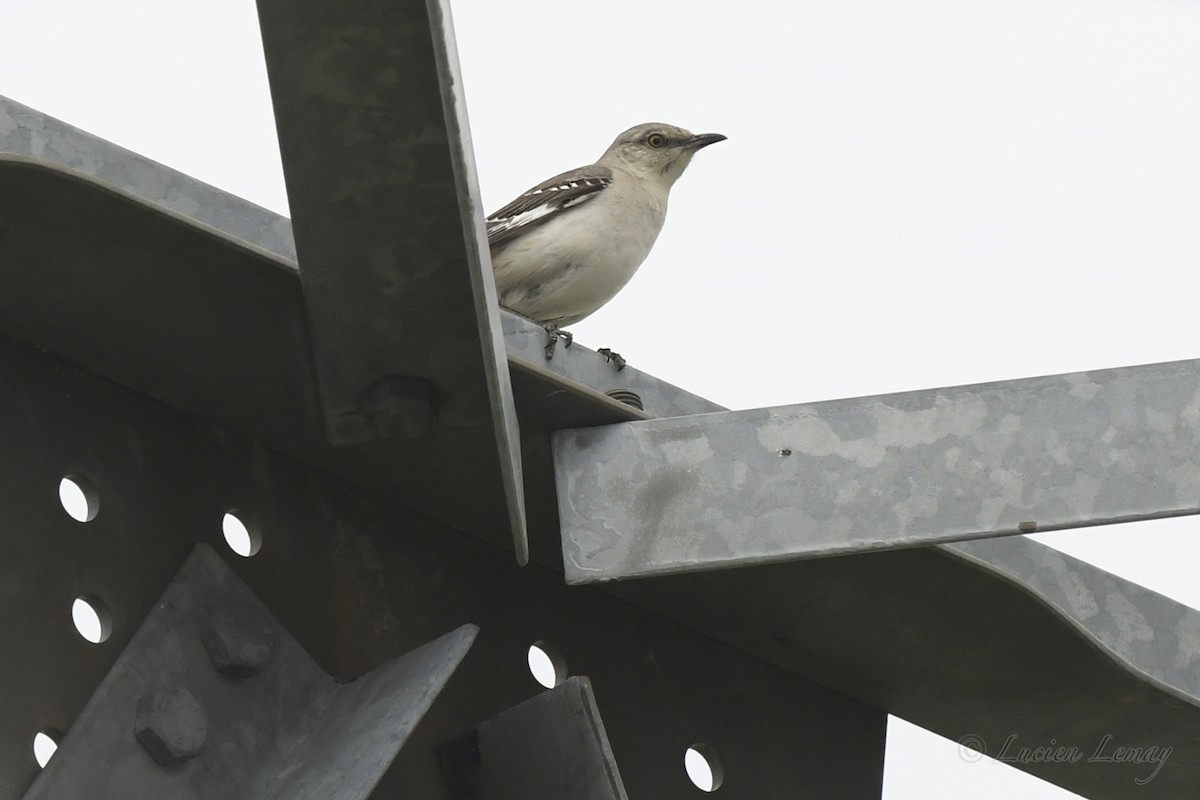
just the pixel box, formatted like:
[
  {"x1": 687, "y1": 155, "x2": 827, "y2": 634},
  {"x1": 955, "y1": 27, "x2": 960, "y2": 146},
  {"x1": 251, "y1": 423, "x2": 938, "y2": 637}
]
[{"x1": 684, "y1": 132, "x2": 727, "y2": 150}]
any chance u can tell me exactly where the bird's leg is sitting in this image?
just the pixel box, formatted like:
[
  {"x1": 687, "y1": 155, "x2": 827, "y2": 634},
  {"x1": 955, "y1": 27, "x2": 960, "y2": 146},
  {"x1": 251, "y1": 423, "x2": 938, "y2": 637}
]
[
  {"x1": 597, "y1": 347, "x2": 626, "y2": 371},
  {"x1": 543, "y1": 325, "x2": 573, "y2": 360}
]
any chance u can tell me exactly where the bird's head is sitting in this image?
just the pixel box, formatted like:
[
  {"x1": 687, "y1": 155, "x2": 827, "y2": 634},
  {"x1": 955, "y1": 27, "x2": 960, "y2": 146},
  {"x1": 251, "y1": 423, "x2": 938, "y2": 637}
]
[{"x1": 598, "y1": 123, "x2": 726, "y2": 188}]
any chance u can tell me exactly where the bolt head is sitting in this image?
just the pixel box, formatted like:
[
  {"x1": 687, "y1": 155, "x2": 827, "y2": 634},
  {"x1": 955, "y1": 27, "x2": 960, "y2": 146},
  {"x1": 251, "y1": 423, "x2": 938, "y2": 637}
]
[
  {"x1": 201, "y1": 604, "x2": 276, "y2": 677},
  {"x1": 134, "y1": 688, "x2": 207, "y2": 765}
]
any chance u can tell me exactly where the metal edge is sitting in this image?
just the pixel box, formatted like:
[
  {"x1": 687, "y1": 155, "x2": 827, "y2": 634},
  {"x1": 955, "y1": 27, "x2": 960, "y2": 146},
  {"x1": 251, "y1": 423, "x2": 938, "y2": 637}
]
[
  {"x1": 424, "y1": 0, "x2": 527, "y2": 565},
  {"x1": 0, "y1": 96, "x2": 295, "y2": 264},
  {"x1": 11, "y1": 103, "x2": 1192, "y2": 719},
  {"x1": 0, "y1": 155, "x2": 296, "y2": 273},
  {"x1": 948, "y1": 538, "x2": 1200, "y2": 708}
]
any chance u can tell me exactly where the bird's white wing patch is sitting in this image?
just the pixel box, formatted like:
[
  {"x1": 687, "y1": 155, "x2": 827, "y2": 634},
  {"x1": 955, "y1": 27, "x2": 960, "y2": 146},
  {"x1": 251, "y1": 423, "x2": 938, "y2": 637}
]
[
  {"x1": 487, "y1": 201, "x2": 559, "y2": 238},
  {"x1": 487, "y1": 180, "x2": 608, "y2": 238},
  {"x1": 486, "y1": 172, "x2": 613, "y2": 248},
  {"x1": 526, "y1": 176, "x2": 610, "y2": 196}
]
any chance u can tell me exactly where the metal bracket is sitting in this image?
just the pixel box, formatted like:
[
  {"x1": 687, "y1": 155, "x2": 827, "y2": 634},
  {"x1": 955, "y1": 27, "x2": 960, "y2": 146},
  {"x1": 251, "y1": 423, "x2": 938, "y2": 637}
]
[
  {"x1": 439, "y1": 677, "x2": 627, "y2": 800},
  {"x1": 22, "y1": 545, "x2": 476, "y2": 800}
]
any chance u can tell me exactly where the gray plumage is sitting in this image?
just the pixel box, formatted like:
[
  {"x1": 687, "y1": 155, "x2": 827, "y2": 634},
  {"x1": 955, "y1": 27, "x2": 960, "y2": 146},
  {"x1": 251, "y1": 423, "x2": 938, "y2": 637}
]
[{"x1": 487, "y1": 122, "x2": 725, "y2": 327}]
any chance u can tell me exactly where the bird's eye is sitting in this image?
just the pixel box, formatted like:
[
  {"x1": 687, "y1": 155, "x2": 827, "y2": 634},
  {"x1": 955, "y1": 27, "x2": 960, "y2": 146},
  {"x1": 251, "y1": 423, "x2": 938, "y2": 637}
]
[{"x1": 646, "y1": 132, "x2": 667, "y2": 148}]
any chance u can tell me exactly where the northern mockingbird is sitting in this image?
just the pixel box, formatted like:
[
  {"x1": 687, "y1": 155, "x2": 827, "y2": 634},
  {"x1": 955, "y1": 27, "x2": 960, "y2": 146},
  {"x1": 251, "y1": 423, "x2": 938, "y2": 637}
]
[{"x1": 487, "y1": 122, "x2": 726, "y2": 362}]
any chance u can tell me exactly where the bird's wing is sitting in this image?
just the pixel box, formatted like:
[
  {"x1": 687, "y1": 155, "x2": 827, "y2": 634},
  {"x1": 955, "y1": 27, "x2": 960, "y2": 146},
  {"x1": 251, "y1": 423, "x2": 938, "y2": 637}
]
[{"x1": 486, "y1": 166, "x2": 613, "y2": 250}]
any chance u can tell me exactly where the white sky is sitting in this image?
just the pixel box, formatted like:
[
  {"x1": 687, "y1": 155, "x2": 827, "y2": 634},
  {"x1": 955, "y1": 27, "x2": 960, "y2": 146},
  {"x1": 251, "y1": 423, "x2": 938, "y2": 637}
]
[{"x1": 5, "y1": 1, "x2": 1200, "y2": 797}]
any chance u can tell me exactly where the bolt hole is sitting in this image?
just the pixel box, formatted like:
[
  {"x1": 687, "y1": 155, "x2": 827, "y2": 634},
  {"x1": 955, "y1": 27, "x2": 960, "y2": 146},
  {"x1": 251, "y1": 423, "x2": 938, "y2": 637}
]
[
  {"x1": 222, "y1": 511, "x2": 261, "y2": 557},
  {"x1": 33, "y1": 730, "x2": 60, "y2": 768},
  {"x1": 72, "y1": 595, "x2": 112, "y2": 644},
  {"x1": 685, "y1": 744, "x2": 724, "y2": 792},
  {"x1": 59, "y1": 475, "x2": 99, "y2": 522},
  {"x1": 527, "y1": 641, "x2": 566, "y2": 689}
]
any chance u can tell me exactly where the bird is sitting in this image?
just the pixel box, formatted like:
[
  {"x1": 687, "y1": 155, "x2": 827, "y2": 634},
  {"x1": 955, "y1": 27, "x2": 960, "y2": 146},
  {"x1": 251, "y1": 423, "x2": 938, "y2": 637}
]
[{"x1": 486, "y1": 122, "x2": 726, "y2": 364}]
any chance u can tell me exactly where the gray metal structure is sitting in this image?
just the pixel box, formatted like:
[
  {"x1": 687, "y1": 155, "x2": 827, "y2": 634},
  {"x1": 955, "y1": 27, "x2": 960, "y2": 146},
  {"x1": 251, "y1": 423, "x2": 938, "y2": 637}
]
[
  {"x1": 22, "y1": 545, "x2": 477, "y2": 799},
  {"x1": 438, "y1": 676, "x2": 629, "y2": 800},
  {"x1": 0, "y1": 3, "x2": 1196, "y2": 799},
  {"x1": 253, "y1": 0, "x2": 529, "y2": 563},
  {"x1": 556, "y1": 358, "x2": 1200, "y2": 582}
]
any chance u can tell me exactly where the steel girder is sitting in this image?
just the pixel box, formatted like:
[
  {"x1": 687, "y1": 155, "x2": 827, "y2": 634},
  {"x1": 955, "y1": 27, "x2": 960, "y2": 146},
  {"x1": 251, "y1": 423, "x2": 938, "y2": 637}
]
[{"x1": 2, "y1": 2, "x2": 1198, "y2": 796}]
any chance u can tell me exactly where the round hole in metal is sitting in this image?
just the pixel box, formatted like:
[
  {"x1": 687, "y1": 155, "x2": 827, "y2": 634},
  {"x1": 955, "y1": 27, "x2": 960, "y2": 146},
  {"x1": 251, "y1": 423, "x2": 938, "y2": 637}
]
[
  {"x1": 685, "y1": 744, "x2": 724, "y2": 792},
  {"x1": 527, "y1": 641, "x2": 566, "y2": 689},
  {"x1": 72, "y1": 595, "x2": 112, "y2": 644},
  {"x1": 59, "y1": 475, "x2": 99, "y2": 523},
  {"x1": 222, "y1": 511, "x2": 261, "y2": 557}
]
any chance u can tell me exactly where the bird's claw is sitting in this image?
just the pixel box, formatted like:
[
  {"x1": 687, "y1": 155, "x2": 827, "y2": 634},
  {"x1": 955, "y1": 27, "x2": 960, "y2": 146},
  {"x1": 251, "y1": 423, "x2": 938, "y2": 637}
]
[
  {"x1": 544, "y1": 326, "x2": 573, "y2": 360},
  {"x1": 597, "y1": 347, "x2": 626, "y2": 371}
]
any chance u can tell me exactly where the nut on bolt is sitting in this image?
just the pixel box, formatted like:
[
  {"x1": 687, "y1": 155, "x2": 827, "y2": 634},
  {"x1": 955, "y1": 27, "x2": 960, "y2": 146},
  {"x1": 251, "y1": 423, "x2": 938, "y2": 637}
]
[
  {"x1": 135, "y1": 687, "x2": 207, "y2": 765},
  {"x1": 201, "y1": 604, "x2": 276, "y2": 677}
]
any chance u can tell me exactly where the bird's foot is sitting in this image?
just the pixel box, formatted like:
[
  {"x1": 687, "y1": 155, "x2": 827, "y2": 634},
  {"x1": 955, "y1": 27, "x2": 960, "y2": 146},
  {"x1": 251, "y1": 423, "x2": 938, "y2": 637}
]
[
  {"x1": 543, "y1": 326, "x2": 574, "y2": 360},
  {"x1": 597, "y1": 348, "x2": 626, "y2": 371}
]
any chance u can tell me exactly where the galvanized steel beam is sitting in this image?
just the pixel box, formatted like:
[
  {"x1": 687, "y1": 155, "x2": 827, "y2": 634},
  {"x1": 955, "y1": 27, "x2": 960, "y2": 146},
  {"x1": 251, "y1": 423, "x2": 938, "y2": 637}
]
[
  {"x1": 0, "y1": 94, "x2": 714, "y2": 568},
  {"x1": 608, "y1": 536, "x2": 1200, "y2": 798},
  {"x1": 254, "y1": 0, "x2": 527, "y2": 560},
  {"x1": 0, "y1": 334, "x2": 884, "y2": 799},
  {"x1": 8, "y1": 90, "x2": 1200, "y2": 800},
  {"x1": 554, "y1": 360, "x2": 1200, "y2": 583}
]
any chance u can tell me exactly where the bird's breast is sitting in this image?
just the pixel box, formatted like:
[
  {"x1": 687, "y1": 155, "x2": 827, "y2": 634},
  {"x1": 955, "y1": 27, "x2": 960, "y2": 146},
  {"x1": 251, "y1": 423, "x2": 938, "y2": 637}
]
[{"x1": 491, "y1": 190, "x2": 667, "y2": 326}]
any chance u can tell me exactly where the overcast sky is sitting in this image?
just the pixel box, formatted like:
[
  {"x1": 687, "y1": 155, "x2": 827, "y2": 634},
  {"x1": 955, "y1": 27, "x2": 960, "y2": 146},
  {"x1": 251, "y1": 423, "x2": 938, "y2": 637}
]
[{"x1": 5, "y1": 1, "x2": 1200, "y2": 797}]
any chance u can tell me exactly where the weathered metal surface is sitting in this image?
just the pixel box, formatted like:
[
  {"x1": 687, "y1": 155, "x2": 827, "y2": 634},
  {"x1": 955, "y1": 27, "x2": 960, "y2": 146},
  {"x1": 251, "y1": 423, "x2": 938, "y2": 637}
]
[
  {"x1": 610, "y1": 539, "x2": 1200, "y2": 798},
  {"x1": 502, "y1": 314, "x2": 723, "y2": 421},
  {"x1": 439, "y1": 677, "x2": 627, "y2": 800},
  {"x1": 21, "y1": 543, "x2": 476, "y2": 799},
  {"x1": 6, "y1": 89, "x2": 1200, "y2": 800},
  {"x1": 0, "y1": 334, "x2": 884, "y2": 799},
  {"x1": 271, "y1": 623, "x2": 478, "y2": 799},
  {"x1": 0, "y1": 99, "x2": 296, "y2": 262},
  {"x1": 554, "y1": 360, "x2": 1200, "y2": 583},
  {"x1": 253, "y1": 1, "x2": 527, "y2": 561},
  {"x1": 0, "y1": 94, "x2": 707, "y2": 568},
  {"x1": 950, "y1": 536, "x2": 1200, "y2": 708}
]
